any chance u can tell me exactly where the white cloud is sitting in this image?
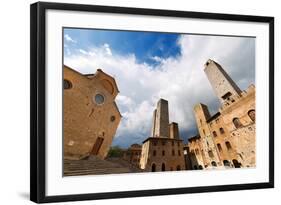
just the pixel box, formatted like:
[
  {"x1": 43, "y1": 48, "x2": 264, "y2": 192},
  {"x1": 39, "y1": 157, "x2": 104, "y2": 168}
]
[
  {"x1": 79, "y1": 49, "x2": 88, "y2": 55},
  {"x1": 103, "y1": 43, "x2": 112, "y2": 56},
  {"x1": 64, "y1": 34, "x2": 76, "y2": 43},
  {"x1": 150, "y1": 56, "x2": 163, "y2": 63},
  {"x1": 64, "y1": 35, "x2": 255, "y2": 147}
]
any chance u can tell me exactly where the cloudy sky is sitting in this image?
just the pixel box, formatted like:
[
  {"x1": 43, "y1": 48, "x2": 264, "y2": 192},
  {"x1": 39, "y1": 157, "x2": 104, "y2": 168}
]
[{"x1": 64, "y1": 28, "x2": 255, "y2": 148}]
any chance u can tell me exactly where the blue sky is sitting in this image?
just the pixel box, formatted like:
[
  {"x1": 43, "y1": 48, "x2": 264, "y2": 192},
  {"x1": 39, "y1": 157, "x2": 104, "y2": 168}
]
[
  {"x1": 64, "y1": 28, "x2": 181, "y2": 66},
  {"x1": 64, "y1": 28, "x2": 255, "y2": 148}
]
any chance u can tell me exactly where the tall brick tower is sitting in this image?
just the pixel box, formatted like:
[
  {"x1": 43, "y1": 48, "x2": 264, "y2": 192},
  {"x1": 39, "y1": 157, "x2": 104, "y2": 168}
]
[
  {"x1": 140, "y1": 98, "x2": 185, "y2": 171},
  {"x1": 169, "y1": 122, "x2": 179, "y2": 139},
  {"x1": 204, "y1": 59, "x2": 242, "y2": 105},
  {"x1": 194, "y1": 103, "x2": 211, "y2": 137},
  {"x1": 152, "y1": 99, "x2": 169, "y2": 138}
]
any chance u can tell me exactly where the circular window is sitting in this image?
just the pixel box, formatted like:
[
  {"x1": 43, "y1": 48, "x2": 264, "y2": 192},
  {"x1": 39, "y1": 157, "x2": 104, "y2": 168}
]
[
  {"x1": 64, "y1": 79, "x2": 72, "y2": 89},
  {"x1": 94, "y1": 94, "x2": 105, "y2": 105},
  {"x1": 110, "y1": 116, "x2": 116, "y2": 122}
]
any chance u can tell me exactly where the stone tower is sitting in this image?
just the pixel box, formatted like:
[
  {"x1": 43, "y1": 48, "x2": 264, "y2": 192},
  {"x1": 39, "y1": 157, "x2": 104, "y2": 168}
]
[
  {"x1": 169, "y1": 122, "x2": 179, "y2": 139},
  {"x1": 152, "y1": 99, "x2": 169, "y2": 138},
  {"x1": 194, "y1": 103, "x2": 211, "y2": 137},
  {"x1": 140, "y1": 98, "x2": 185, "y2": 171},
  {"x1": 204, "y1": 59, "x2": 242, "y2": 105}
]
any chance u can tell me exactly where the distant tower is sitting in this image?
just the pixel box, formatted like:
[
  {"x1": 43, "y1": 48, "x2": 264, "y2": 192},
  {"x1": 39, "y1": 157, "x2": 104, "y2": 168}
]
[
  {"x1": 152, "y1": 99, "x2": 169, "y2": 138},
  {"x1": 204, "y1": 59, "x2": 242, "y2": 105},
  {"x1": 169, "y1": 122, "x2": 179, "y2": 139},
  {"x1": 194, "y1": 103, "x2": 211, "y2": 137}
]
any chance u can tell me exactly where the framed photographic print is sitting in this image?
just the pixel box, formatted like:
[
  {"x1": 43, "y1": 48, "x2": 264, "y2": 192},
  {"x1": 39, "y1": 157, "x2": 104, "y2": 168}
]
[{"x1": 30, "y1": 1, "x2": 274, "y2": 203}]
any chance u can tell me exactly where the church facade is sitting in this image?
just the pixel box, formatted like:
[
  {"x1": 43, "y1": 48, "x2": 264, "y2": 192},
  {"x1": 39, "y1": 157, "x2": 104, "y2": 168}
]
[
  {"x1": 184, "y1": 59, "x2": 256, "y2": 170},
  {"x1": 63, "y1": 65, "x2": 121, "y2": 160}
]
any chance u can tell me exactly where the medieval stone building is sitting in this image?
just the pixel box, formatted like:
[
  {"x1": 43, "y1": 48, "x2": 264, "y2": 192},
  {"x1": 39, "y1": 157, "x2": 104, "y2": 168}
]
[
  {"x1": 139, "y1": 99, "x2": 186, "y2": 172},
  {"x1": 63, "y1": 65, "x2": 121, "y2": 160},
  {"x1": 184, "y1": 59, "x2": 256, "y2": 170},
  {"x1": 123, "y1": 144, "x2": 142, "y2": 168}
]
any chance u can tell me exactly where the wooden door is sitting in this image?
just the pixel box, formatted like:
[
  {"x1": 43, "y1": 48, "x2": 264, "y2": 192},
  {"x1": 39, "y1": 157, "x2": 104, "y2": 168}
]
[{"x1": 91, "y1": 137, "x2": 104, "y2": 155}]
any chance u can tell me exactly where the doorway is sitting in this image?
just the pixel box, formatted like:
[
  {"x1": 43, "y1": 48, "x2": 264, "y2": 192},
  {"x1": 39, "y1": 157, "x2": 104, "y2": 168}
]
[
  {"x1": 232, "y1": 159, "x2": 241, "y2": 168},
  {"x1": 91, "y1": 137, "x2": 104, "y2": 155}
]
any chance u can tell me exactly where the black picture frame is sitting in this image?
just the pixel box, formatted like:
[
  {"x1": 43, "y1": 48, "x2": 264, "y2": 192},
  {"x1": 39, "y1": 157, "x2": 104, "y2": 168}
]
[{"x1": 30, "y1": 1, "x2": 274, "y2": 203}]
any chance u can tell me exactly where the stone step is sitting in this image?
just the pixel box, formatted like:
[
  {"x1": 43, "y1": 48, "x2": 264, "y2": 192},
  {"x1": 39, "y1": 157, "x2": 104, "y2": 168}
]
[{"x1": 64, "y1": 156, "x2": 143, "y2": 176}]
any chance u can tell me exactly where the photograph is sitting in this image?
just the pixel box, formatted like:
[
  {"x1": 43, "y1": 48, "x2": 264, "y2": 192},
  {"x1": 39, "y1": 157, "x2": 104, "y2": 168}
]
[
  {"x1": 63, "y1": 28, "x2": 256, "y2": 176},
  {"x1": 30, "y1": 2, "x2": 274, "y2": 202}
]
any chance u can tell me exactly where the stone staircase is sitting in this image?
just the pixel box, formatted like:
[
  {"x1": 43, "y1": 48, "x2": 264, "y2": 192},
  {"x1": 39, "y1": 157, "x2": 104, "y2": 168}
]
[
  {"x1": 106, "y1": 157, "x2": 142, "y2": 172},
  {"x1": 64, "y1": 156, "x2": 143, "y2": 176}
]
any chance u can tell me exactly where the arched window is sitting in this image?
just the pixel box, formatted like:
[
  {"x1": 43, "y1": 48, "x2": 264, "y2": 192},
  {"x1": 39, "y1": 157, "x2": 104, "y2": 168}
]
[
  {"x1": 152, "y1": 163, "x2": 156, "y2": 172},
  {"x1": 176, "y1": 165, "x2": 181, "y2": 171},
  {"x1": 213, "y1": 131, "x2": 217, "y2": 137},
  {"x1": 248, "y1": 110, "x2": 255, "y2": 122},
  {"x1": 162, "y1": 150, "x2": 165, "y2": 156},
  {"x1": 162, "y1": 163, "x2": 165, "y2": 171},
  {"x1": 219, "y1": 127, "x2": 225, "y2": 134},
  {"x1": 232, "y1": 159, "x2": 241, "y2": 168},
  {"x1": 153, "y1": 150, "x2": 157, "y2": 156},
  {"x1": 211, "y1": 161, "x2": 217, "y2": 167},
  {"x1": 194, "y1": 165, "x2": 198, "y2": 170},
  {"x1": 217, "y1": 143, "x2": 222, "y2": 152},
  {"x1": 172, "y1": 149, "x2": 175, "y2": 156},
  {"x1": 195, "y1": 149, "x2": 199, "y2": 155},
  {"x1": 208, "y1": 150, "x2": 214, "y2": 158},
  {"x1": 225, "y1": 141, "x2": 232, "y2": 150},
  {"x1": 198, "y1": 165, "x2": 203, "y2": 170},
  {"x1": 64, "y1": 79, "x2": 72, "y2": 89},
  {"x1": 233, "y1": 118, "x2": 243, "y2": 128},
  {"x1": 172, "y1": 141, "x2": 174, "y2": 146},
  {"x1": 223, "y1": 160, "x2": 231, "y2": 167},
  {"x1": 178, "y1": 150, "x2": 181, "y2": 156}
]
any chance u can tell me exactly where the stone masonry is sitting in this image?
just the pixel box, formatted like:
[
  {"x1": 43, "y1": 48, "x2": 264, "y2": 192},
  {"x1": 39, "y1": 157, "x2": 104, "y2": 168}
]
[
  {"x1": 139, "y1": 99, "x2": 185, "y2": 172},
  {"x1": 185, "y1": 59, "x2": 255, "y2": 170}
]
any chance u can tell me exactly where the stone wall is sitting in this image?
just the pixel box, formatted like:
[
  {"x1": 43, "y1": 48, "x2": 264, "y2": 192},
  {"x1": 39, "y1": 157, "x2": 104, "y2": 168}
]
[
  {"x1": 140, "y1": 138, "x2": 185, "y2": 171},
  {"x1": 186, "y1": 60, "x2": 256, "y2": 170},
  {"x1": 64, "y1": 65, "x2": 121, "y2": 159}
]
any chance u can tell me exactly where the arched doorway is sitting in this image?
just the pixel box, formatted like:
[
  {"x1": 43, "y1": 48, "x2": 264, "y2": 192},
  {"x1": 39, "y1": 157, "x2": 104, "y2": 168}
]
[
  {"x1": 152, "y1": 163, "x2": 156, "y2": 172},
  {"x1": 194, "y1": 165, "x2": 198, "y2": 170},
  {"x1": 176, "y1": 165, "x2": 181, "y2": 171},
  {"x1": 223, "y1": 160, "x2": 231, "y2": 167},
  {"x1": 211, "y1": 161, "x2": 217, "y2": 167},
  {"x1": 198, "y1": 165, "x2": 203, "y2": 170},
  {"x1": 161, "y1": 163, "x2": 165, "y2": 171},
  {"x1": 232, "y1": 159, "x2": 241, "y2": 168}
]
